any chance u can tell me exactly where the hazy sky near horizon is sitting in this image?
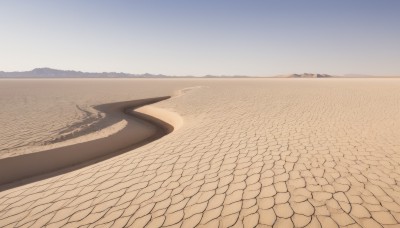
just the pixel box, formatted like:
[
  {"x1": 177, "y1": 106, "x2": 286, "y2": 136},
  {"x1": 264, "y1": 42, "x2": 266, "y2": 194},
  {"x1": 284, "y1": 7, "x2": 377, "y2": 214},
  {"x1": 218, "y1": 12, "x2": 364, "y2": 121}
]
[{"x1": 0, "y1": 0, "x2": 399, "y2": 76}]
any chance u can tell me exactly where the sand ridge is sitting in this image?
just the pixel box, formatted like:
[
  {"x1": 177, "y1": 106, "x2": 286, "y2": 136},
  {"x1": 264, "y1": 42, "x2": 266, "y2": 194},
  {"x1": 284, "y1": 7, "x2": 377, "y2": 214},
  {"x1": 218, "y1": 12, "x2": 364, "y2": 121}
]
[
  {"x1": 0, "y1": 96, "x2": 178, "y2": 189},
  {"x1": 0, "y1": 79, "x2": 400, "y2": 227},
  {"x1": 0, "y1": 79, "x2": 203, "y2": 159}
]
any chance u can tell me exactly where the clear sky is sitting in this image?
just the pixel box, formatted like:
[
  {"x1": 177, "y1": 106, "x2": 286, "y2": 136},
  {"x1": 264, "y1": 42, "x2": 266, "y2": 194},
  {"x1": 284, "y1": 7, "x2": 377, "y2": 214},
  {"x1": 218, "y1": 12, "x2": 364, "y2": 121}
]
[{"x1": 0, "y1": 0, "x2": 399, "y2": 76}]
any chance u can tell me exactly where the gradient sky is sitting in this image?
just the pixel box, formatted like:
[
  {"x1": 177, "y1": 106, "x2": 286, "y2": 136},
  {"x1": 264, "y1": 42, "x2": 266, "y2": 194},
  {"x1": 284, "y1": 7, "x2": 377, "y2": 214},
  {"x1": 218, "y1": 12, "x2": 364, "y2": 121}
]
[{"x1": 0, "y1": 0, "x2": 399, "y2": 76}]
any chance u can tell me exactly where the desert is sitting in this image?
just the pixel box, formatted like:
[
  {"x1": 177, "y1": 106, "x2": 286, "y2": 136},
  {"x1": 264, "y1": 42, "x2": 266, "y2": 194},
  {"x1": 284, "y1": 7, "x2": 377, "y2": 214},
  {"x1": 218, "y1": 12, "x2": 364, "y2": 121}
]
[
  {"x1": 0, "y1": 78, "x2": 400, "y2": 227},
  {"x1": 2, "y1": 1, "x2": 400, "y2": 227}
]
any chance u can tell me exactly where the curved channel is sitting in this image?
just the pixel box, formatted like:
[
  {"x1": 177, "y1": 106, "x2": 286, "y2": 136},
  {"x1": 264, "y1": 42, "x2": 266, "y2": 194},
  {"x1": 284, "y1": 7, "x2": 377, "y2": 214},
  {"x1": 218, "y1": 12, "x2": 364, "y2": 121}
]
[{"x1": 0, "y1": 96, "x2": 176, "y2": 191}]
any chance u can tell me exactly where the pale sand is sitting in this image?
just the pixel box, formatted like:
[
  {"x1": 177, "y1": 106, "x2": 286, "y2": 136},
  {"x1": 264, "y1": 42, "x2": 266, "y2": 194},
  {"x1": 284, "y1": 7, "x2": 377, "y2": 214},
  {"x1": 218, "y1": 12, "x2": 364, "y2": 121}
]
[
  {"x1": 0, "y1": 79, "x2": 198, "y2": 159},
  {"x1": 1, "y1": 79, "x2": 400, "y2": 227},
  {"x1": 0, "y1": 96, "x2": 176, "y2": 187}
]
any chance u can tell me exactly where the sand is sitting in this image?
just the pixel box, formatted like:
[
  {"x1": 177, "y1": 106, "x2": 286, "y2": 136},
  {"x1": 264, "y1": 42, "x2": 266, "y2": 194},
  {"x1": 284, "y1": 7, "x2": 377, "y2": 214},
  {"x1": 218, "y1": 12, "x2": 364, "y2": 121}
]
[
  {"x1": 0, "y1": 79, "x2": 197, "y2": 159},
  {"x1": 0, "y1": 78, "x2": 400, "y2": 227},
  {"x1": 0, "y1": 96, "x2": 176, "y2": 187}
]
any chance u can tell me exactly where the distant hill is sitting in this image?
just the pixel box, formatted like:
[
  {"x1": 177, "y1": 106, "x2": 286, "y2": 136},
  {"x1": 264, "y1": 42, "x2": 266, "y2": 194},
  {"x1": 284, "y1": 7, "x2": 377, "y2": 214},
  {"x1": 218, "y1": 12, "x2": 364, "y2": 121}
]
[
  {"x1": 277, "y1": 73, "x2": 334, "y2": 78},
  {"x1": 0, "y1": 68, "x2": 170, "y2": 78}
]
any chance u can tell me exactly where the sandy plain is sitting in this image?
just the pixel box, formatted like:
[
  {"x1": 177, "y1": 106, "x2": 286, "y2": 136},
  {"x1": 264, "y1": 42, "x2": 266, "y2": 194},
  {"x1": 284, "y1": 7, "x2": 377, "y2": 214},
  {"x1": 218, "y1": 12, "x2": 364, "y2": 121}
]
[{"x1": 0, "y1": 78, "x2": 400, "y2": 227}]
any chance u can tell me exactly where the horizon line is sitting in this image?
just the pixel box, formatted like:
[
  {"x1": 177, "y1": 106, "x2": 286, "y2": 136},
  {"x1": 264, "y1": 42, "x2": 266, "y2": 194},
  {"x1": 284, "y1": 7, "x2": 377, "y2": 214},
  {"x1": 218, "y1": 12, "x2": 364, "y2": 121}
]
[{"x1": 1, "y1": 67, "x2": 400, "y2": 78}]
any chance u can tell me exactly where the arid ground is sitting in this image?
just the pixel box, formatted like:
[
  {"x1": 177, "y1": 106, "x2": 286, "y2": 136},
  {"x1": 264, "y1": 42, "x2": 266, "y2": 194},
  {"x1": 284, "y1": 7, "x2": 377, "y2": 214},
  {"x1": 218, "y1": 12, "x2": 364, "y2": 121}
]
[{"x1": 1, "y1": 79, "x2": 400, "y2": 227}]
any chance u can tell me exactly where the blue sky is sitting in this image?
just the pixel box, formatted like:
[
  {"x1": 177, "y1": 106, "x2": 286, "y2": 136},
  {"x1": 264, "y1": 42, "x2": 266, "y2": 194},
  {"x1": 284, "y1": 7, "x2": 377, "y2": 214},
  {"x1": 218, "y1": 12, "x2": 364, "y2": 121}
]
[{"x1": 0, "y1": 0, "x2": 399, "y2": 76}]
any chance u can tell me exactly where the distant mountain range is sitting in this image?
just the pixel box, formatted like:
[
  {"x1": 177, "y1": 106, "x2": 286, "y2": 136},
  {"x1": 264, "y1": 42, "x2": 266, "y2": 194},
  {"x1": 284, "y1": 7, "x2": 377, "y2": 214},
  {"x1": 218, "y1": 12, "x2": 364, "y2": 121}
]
[
  {"x1": 0, "y1": 68, "x2": 255, "y2": 78},
  {"x1": 0, "y1": 68, "x2": 171, "y2": 78},
  {"x1": 0, "y1": 68, "x2": 398, "y2": 78}
]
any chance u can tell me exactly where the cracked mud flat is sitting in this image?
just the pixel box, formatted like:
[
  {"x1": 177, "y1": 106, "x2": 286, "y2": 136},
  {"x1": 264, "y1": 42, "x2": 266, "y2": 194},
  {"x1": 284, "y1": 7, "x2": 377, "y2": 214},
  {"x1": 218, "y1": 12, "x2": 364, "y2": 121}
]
[{"x1": 1, "y1": 78, "x2": 400, "y2": 227}]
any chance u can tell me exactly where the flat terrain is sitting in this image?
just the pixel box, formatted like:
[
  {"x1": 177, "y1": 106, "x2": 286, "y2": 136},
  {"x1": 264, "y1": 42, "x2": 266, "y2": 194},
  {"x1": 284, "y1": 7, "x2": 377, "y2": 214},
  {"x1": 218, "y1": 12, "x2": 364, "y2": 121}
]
[
  {"x1": 0, "y1": 79, "x2": 196, "y2": 158},
  {"x1": 1, "y1": 79, "x2": 400, "y2": 227}
]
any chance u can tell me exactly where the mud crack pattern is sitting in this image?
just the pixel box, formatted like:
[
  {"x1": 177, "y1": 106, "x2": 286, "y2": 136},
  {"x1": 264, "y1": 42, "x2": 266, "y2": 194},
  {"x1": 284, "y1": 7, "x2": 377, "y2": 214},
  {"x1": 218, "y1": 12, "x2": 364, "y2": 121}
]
[{"x1": 0, "y1": 79, "x2": 400, "y2": 227}]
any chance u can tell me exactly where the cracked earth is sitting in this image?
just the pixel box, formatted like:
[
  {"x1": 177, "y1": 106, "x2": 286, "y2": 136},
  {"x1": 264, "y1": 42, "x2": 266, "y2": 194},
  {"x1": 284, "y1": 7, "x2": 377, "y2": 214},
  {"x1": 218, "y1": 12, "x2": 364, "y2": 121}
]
[{"x1": 0, "y1": 79, "x2": 400, "y2": 227}]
